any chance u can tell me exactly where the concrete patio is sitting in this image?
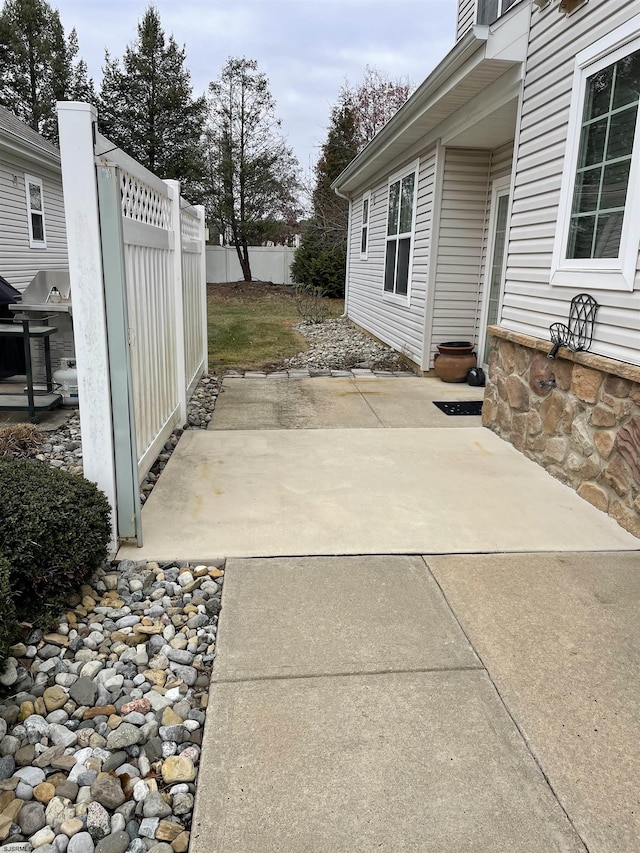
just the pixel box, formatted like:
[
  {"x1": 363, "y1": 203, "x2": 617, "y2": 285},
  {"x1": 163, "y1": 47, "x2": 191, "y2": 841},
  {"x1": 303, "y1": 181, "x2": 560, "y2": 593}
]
[
  {"x1": 117, "y1": 377, "x2": 637, "y2": 561},
  {"x1": 118, "y1": 374, "x2": 639, "y2": 852}
]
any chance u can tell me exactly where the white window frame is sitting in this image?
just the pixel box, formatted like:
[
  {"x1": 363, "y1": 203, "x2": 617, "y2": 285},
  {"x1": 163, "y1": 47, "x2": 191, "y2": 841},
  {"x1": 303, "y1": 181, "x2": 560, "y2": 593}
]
[
  {"x1": 25, "y1": 174, "x2": 47, "y2": 249},
  {"x1": 383, "y1": 159, "x2": 419, "y2": 305},
  {"x1": 478, "y1": 176, "x2": 511, "y2": 368},
  {"x1": 360, "y1": 191, "x2": 370, "y2": 260},
  {"x1": 476, "y1": 0, "x2": 520, "y2": 26},
  {"x1": 550, "y1": 16, "x2": 640, "y2": 291}
]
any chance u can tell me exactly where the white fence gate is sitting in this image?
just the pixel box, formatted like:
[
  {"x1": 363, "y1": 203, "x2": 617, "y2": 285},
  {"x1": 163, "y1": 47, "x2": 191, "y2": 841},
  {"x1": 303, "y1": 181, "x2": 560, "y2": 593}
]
[{"x1": 57, "y1": 102, "x2": 207, "y2": 549}]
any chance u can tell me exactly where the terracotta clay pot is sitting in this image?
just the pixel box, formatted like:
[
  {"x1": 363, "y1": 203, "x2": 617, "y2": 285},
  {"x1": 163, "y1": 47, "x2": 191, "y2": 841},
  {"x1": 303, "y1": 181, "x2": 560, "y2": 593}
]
[{"x1": 433, "y1": 341, "x2": 477, "y2": 383}]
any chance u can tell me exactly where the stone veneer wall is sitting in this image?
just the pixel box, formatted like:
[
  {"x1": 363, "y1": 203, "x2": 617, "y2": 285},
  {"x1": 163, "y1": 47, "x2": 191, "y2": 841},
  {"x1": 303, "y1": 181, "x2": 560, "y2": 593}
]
[{"x1": 483, "y1": 327, "x2": 640, "y2": 539}]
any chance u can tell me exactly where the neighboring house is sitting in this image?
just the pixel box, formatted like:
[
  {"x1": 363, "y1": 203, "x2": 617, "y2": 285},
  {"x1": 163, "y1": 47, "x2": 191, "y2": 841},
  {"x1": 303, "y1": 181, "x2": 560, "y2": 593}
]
[
  {"x1": 0, "y1": 106, "x2": 68, "y2": 289},
  {"x1": 334, "y1": 0, "x2": 640, "y2": 538},
  {"x1": 0, "y1": 106, "x2": 74, "y2": 374}
]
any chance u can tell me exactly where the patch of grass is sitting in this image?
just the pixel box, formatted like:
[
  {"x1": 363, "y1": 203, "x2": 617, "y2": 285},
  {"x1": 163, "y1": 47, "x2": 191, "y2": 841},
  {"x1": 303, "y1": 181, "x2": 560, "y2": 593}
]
[{"x1": 207, "y1": 281, "x2": 343, "y2": 373}]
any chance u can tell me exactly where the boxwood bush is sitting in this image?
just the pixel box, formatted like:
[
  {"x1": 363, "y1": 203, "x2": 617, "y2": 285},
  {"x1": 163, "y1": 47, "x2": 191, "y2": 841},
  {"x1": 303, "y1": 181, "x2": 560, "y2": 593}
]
[{"x1": 0, "y1": 458, "x2": 111, "y2": 651}]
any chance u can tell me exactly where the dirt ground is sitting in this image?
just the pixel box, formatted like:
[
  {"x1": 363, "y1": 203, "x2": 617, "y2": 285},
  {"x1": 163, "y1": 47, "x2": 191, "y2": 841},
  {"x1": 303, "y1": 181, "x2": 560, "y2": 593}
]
[{"x1": 207, "y1": 280, "x2": 297, "y2": 300}]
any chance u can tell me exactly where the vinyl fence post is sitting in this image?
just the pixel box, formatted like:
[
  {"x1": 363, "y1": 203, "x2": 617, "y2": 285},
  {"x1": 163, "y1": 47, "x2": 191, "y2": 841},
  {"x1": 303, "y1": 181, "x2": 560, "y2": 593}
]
[
  {"x1": 165, "y1": 180, "x2": 187, "y2": 424},
  {"x1": 57, "y1": 101, "x2": 118, "y2": 550},
  {"x1": 197, "y1": 205, "x2": 208, "y2": 373}
]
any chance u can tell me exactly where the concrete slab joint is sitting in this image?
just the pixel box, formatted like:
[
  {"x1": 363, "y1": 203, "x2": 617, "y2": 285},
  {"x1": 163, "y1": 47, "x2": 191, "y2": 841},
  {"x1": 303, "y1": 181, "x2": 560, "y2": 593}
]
[{"x1": 190, "y1": 555, "x2": 591, "y2": 853}]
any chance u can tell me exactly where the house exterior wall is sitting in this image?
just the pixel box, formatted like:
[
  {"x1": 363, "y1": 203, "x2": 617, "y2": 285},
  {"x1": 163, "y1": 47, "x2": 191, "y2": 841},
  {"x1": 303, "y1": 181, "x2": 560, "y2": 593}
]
[
  {"x1": 501, "y1": 0, "x2": 640, "y2": 368},
  {"x1": 429, "y1": 147, "x2": 491, "y2": 365},
  {"x1": 0, "y1": 143, "x2": 73, "y2": 381},
  {"x1": 346, "y1": 149, "x2": 437, "y2": 365},
  {"x1": 484, "y1": 0, "x2": 640, "y2": 539},
  {"x1": 0, "y1": 148, "x2": 68, "y2": 291},
  {"x1": 457, "y1": 0, "x2": 476, "y2": 41}
]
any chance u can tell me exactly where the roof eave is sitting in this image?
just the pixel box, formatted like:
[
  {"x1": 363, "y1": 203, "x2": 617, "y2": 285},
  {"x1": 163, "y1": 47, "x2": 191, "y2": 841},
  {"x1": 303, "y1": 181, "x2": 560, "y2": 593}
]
[
  {"x1": 332, "y1": 27, "x2": 492, "y2": 197},
  {"x1": 0, "y1": 130, "x2": 61, "y2": 171}
]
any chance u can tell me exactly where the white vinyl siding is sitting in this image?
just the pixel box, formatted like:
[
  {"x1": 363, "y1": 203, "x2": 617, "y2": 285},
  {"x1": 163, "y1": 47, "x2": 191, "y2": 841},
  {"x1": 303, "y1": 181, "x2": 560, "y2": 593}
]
[
  {"x1": 0, "y1": 150, "x2": 67, "y2": 290},
  {"x1": 457, "y1": 0, "x2": 476, "y2": 41},
  {"x1": 346, "y1": 150, "x2": 436, "y2": 365},
  {"x1": 503, "y1": 0, "x2": 640, "y2": 366},
  {"x1": 429, "y1": 148, "x2": 492, "y2": 365}
]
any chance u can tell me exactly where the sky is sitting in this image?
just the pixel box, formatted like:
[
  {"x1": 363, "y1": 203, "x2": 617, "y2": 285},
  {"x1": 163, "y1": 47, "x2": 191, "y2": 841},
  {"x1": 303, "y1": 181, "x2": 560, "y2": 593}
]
[{"x1": 54, "y1": 0, "x2": 455, "y2": 180}]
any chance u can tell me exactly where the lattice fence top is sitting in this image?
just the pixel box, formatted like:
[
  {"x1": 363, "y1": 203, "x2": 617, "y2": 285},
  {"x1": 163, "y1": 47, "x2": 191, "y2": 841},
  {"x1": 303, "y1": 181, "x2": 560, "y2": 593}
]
[
  {"x1": 181, "y1": 208, "x2": 200, "y2": 242},
  {"x1": 121, "y1": 169, "x2": 172, "y2": 230}
]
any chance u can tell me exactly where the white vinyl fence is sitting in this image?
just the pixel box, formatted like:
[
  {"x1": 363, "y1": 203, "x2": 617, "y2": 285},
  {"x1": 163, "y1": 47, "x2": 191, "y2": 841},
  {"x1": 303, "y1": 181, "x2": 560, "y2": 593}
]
[
  {"x1": 206, "y1": 245, "x2": 296, "y2": 284},
  {"x1": 57, "y1": 102, "x2": 207, "y2": 548}
]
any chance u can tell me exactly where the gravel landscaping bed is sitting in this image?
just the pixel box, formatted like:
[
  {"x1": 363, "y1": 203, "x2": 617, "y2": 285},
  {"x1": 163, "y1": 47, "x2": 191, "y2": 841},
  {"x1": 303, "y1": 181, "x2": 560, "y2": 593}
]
[
  {"x1": 0, "y1": 558, "x2": 224, "y2": 852},
  {"x1": 281, "y1": 317, "x2": 406, "y2": 372},
  {"x1": 0, "y1": 317, "x2": 408, "y2": 852}
]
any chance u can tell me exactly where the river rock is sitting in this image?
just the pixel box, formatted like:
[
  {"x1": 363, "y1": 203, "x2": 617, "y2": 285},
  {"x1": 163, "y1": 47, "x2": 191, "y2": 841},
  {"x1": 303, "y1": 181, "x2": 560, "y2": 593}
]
[
  {"x1": 43, "y1": 797, "x2": 74, "y2": 833},
  {"x1": 161, "y1": 756, "x2": 195, "y2": 784},
  {"x1": 68, "y1": 831, "x2": 96, "y2": 853},
  {"x1": 0, "y1": 755, "x2": 16, "y2": 780},
  {"x1": 69, "y1": 678, "x2": 97, "y2": 707},
  {"x1": 14, "y1": 766, "x2": 46, "y2": 787},
  {"x1": 86, "y1": 802, "x2": 110, "y2": 841},
  {"x1": 105, "y1": 724, "x2": 142, "y2": 750},
  {"x1": 18, "y1": 800, "x2": 46, "y2": 835},
  {"x1": 30, "y1": 825, "x2": 56, "y2": 847},
  {"x1": 90, "y1": 775, "x2": 125, "y2": 810},
  {"x1": 43, "y1": 686, "x2": 68, "y2": 712},
  {"x1": 95, "y1": 830, "x2": 130, "y2": 853},
  {"x1": 142, "y1": 791, "x2": 172, "y2": 819}
]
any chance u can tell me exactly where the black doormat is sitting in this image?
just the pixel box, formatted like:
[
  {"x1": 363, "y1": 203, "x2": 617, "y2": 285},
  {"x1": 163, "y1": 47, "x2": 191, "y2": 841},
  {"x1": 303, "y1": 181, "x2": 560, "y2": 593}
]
[{"x1": 433, "y1": 400, "x2": 483, "y2": 416}]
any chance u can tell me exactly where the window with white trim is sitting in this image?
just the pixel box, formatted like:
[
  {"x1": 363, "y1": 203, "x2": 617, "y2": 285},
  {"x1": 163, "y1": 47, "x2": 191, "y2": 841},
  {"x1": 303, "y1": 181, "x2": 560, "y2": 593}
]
[
  {"x1": 477, "y1": 0, "x2": 519, "y2": 26},
  {"x1": 360, "y1": 192, "x2": 370, "y2": 259},
  {"x1": 25, "y1": 175, "x2": 47, "y2": 248},
  {"x1": 383, "y1": 165, "x2": 417, "y2": 297},
  {"x1": 551, "y1": 17, "x2": 640, "y2": 290}
]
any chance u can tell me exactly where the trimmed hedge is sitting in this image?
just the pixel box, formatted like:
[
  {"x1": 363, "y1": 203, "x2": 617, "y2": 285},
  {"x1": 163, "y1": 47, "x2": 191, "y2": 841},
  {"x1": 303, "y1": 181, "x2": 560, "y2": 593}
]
[{"x1": 0, "y1": 458, "x2": 111, "y2": 648}]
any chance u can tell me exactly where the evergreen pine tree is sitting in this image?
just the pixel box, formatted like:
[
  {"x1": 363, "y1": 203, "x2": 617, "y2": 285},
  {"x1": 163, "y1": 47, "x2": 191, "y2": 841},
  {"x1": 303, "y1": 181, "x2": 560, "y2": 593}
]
[
  {"x1": 98, "y1": 5, "x2": 206, "y2": 201},
  {"x1": 0, "y1": 0, "x2": 94, "y2": 141},
  {"x1": 291, "y1": 95, "x2": 358, "y2": 297}
]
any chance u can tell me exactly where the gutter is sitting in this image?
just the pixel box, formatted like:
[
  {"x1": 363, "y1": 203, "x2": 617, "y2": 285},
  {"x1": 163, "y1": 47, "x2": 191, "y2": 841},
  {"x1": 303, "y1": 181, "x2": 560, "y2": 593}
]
[
  {"x1": 0, "y1": 131, "x2": 61, "y2": 172},
  {"x1": 341, "y1": 197, "x2": 352, "y2": 318},
  {"x1": 332, "y1": 26, "x2": 489, "y2": 196}
]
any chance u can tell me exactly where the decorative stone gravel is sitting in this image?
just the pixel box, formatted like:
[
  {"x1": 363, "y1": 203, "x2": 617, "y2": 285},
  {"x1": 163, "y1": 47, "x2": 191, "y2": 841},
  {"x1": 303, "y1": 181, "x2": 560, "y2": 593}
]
[
  {"x1": 282, "y1": 317, "x2": 406, "y2": 372},
  {"x1": 0, "y1": 559, "x2": 224, "y2": 851}
]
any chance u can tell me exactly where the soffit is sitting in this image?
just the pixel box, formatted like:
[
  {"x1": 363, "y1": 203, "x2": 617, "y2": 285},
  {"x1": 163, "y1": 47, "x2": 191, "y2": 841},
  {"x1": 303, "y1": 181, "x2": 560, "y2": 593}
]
[{"x1": 333, "y1": 7, "x2": 529, "y2": 198}]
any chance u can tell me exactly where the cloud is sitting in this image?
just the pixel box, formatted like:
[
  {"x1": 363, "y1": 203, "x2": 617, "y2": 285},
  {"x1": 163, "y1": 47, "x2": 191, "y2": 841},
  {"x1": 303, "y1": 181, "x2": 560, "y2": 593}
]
[{"x1": 55, "y1": 0, "x2": 454, "y2": 171}]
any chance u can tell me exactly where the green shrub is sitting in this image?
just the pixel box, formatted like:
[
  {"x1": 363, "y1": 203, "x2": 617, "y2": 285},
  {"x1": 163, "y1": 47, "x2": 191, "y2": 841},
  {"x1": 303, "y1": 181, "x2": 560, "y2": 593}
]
[
  {"x1": 0, "y1": 556, "x2": 18, "y2": 663},
  {"x1": 0, "y1": 458, "x2": 111, "y2": 629},
  {"x1": 291, "y1": 223, "x2": 346, "y2": 299}
]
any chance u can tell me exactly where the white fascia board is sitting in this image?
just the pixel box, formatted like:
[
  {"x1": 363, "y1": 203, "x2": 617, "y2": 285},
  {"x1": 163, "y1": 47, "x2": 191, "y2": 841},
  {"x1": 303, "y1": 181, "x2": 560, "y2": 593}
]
[{"x1": 0, "y1": 133, "x2": 61, "y2": 172}]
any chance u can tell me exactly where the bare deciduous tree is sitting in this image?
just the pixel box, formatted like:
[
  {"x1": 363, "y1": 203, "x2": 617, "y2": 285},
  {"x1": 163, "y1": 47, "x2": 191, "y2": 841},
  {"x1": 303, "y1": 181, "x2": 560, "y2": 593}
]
[
  {"x1": 342, "y1": 65, "x2": 412, "y2": 151},
  {"x1": 206, "y1": 57, "x2": 301, "y2": 282}
]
